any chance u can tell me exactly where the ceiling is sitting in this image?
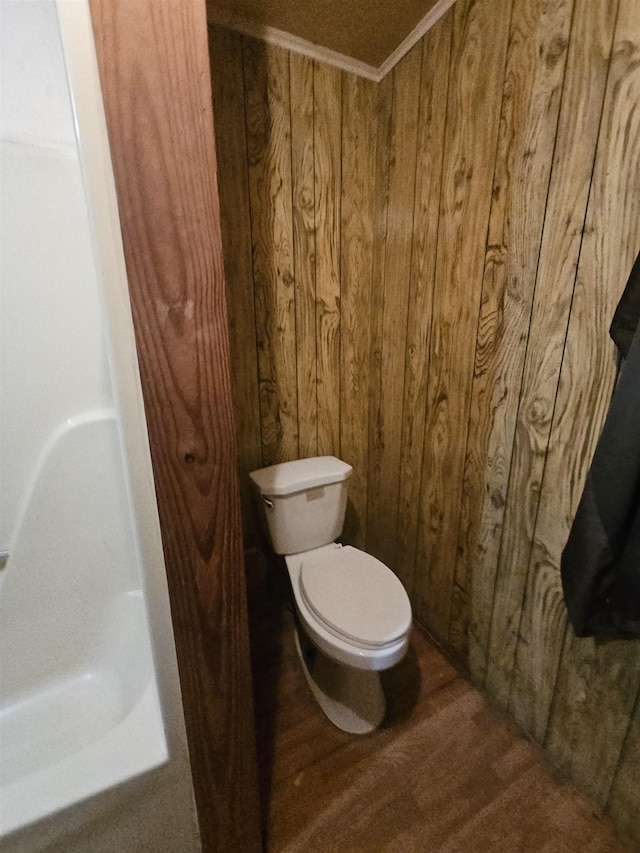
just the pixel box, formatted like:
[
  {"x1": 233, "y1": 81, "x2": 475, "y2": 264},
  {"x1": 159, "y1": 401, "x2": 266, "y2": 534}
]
[{"x1": 206, "y1": 0, "x2": 453, "y2": 79}]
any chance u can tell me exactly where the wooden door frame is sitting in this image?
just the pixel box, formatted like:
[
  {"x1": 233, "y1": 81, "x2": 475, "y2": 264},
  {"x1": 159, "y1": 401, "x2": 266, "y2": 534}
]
[{"x1": 88, "y1": 1, "x2": 260, "y2": 849}]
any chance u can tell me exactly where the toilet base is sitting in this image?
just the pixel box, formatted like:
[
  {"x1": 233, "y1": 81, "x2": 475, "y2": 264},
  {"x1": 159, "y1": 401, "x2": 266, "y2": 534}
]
[{"x1": 294, "y1": 627, "x2": 386, "y2": 734}]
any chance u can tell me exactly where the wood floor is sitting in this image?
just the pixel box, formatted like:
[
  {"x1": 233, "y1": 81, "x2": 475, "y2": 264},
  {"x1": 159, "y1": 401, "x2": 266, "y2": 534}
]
[{"x1": 246, "y1": 552, "x2": 634, "y2": 852}]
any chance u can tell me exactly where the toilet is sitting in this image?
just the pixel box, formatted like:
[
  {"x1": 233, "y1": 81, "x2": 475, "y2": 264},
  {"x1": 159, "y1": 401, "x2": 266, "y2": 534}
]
[{"x1": 249, "y1": 456, "x2": 412, "y2": 734}]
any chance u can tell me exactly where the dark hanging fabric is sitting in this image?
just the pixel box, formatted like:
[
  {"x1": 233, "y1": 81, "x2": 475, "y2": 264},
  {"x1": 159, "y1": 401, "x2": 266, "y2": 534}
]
[
  {"x1": 610, "y1": 251, "x2": 640, "y2": 357},
  {"x1": 561, "y1": 251, "x2": 640, "y2": 638}
]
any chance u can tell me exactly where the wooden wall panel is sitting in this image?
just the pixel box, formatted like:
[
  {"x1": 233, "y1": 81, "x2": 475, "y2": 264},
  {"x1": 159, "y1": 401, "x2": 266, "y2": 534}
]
[
  {"x1": 340, "y1": 74, "x2": 377, "y2": 547},
  {"x1": 243, "y1": 39, "x2": 298, "y2": 466},
  {"x1": 414, "y1": 0, "x2": 512, "y2": 640},
  {"x1": 485, "y1": 0, "x2": 619, "y2": 718},
  {"x1": 366, "y1": 70, "x2": 393, "y2": 562},
  {"x1": 90, "y1": 2, "x2": 260, "y2": 849},
  {"x1": 290, "y1": 53, "x2": 318, "y2": 460},
  {"x1": 608, "y1": 695, "x2": 640, "y2": 839},
  {"x1": 506, "y1": 0, "x2": 623, "y2": 744},
  {"x1": 539, "y1": 0, "x2": 640, "y2": 802},
  {"x1": 458, "y1": 0, "x2": 572, "y2": 662},
  {"x1": 210, "y1": 0, "x2": 640, "y2": 840},
  {"x1": 366, "y1": 44, "x2": 422, "y2": 570},
  {"x1": 396, "y1": 17, "x2": 451, "y2": 598},
  {"x1": 313, "y1": 63, "x2": 343, "y2": 458}
]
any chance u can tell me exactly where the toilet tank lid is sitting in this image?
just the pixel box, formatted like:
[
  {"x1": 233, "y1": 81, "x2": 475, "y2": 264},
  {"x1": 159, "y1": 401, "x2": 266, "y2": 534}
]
[{"x1": 249, "y1": 456, "x2": 352, "y2": 497}]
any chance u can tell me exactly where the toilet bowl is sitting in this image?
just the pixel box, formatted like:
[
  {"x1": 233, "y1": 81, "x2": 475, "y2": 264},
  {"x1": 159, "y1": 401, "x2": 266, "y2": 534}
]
[
  {"x1": 249, "y1": 457, "x2": 412, "y2": 734},
  {"x1": 287, "y1": 543, "x2": 410, "y2": 670}
]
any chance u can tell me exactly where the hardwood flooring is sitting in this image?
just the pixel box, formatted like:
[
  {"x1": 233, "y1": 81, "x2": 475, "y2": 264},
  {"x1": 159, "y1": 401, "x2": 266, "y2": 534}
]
[{"x1": 246, "y1": 552, "x2": 634, "y2": 852}]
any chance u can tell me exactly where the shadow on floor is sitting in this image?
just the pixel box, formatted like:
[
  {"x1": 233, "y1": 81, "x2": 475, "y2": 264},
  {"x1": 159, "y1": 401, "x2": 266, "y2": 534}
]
[{"x1": 381, "y1": 640, "x2": 422, "y2": 727}]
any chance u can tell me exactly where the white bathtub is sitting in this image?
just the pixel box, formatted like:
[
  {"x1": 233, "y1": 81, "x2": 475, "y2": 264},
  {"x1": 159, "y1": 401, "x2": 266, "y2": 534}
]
[{"x1": 0, "y1": 412, "x2": 168, "y2": 840}]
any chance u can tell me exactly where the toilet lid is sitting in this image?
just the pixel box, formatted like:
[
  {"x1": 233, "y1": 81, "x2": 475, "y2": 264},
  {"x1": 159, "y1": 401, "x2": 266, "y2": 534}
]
[{"x1": 299, "y1": 546, "x2": 412, "y2": 648}]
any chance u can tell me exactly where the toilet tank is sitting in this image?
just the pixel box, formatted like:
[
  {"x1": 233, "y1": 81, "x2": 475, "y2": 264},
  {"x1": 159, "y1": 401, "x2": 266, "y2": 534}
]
[{"x1": 249, "y1": 457, "x2": 352, "y2": 555}]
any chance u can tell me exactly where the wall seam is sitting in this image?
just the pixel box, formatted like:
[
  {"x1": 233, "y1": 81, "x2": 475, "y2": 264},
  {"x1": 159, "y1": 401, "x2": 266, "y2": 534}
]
[
  {"x1": 396, "y1": 40, "x2": 426, "y2": 590},
  {"x1": 412, "y1": 9, "x2": 455, "y2": 613}
]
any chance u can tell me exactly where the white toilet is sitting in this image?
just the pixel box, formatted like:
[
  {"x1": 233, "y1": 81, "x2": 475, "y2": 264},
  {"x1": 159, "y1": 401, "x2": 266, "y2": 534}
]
[{"x1": 249, "y1": 456, "x2": 412, "y2": 734}]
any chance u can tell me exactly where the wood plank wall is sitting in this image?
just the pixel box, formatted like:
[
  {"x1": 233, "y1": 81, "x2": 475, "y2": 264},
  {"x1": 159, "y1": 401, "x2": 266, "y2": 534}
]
[
  {"x1": 209, "y1": 26, "x2": 378, "y2": 546},
  {"x1": 209, "y1": 0, "x2": 640, "y2": 842}
]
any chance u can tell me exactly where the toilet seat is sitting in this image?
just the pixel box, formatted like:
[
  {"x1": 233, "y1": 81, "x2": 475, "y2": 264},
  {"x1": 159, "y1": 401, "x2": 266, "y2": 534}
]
[{"x1": 299, "y1": 546, "x2": 412, "y2": 650}]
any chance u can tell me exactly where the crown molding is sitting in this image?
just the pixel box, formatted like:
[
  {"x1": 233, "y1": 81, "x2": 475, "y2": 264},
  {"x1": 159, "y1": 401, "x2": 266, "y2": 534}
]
[
  {"x1": 207, "y1": 0, "x2": 457, "y2": 82},
  {"x1": 377, "y1": 0, "x2": 456, "y2": 78}
]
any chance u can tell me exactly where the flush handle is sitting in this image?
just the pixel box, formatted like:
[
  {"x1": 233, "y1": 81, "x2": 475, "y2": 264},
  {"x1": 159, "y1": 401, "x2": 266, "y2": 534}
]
[{"x1": 261, "y1": 495, "x2": 274, "y2": 510}]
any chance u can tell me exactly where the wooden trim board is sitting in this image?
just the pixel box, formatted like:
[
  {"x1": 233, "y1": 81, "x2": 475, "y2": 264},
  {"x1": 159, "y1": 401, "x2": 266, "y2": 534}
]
[{"x1": 88, "y1": 1, "x2": 261, "y2": 849}]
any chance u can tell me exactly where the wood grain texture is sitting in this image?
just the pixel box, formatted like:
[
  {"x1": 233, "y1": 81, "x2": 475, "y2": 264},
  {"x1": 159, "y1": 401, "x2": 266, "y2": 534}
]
[
  {"x1": 607, "y1": 690, "x2": 640, "y2": 840},
  {"x1": 366, "y1": 43, "x2": 422, "y2": 570},
  {"x1": 457, "y1": 0, "x2": 572, "y2": 660},
  {"x1": 414, "y1": 0, "x2": 513, "y2": 640},
  {"x1": 366, "y1": 68, "x2": 393, "y2": 558},
  {"x1": 340, "y1": 74, "x2": 377, "y2": 547},
  {"x1": 90, "y1": 2, "x2": 260, "y2": 849},
  {"x1": 546, "y1": 635, "x2": 640, "y2": 808},
  {"x1": 396, "y1": 17, "x2": 451, "y2": 598},
  {"x1": 538, "y1": 0, "x2": 640, "y2": 800},
  {"x1": 313, "y1": 62, "x2": 342, "y2": 458},
  {"x1": 243, "y1": 38, "x2": 298, "y2": 466},
  {"x1": 290, "y1": 53, "x2": 318, "y2": 460},
  {"x1": 208, "y1": 26, "x2": 262, "y2": 540},
  {"x1": 484, "y1": 0, "x2": 619, "y2": 717},
  {"x1": 506, "y1": 0, "x2": 628, "y2": 740},
  {"x1": 246, "y1": 563, "x2": 633, "y2": 853}
]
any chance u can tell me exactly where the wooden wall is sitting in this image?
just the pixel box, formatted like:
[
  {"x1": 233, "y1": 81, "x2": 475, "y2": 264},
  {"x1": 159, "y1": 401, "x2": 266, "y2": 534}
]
[
  {"x1": 209, "y1": 26, "x2": 378, "y2": 546},
  {"x1": 209, "y1": 0, "x2": 640, "y2": 842}
]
